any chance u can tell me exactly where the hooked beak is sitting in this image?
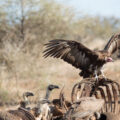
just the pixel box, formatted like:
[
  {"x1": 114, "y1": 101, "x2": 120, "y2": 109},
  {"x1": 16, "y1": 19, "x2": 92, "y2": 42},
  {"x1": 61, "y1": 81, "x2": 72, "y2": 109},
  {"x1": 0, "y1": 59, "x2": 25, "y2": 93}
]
[
  {"x1": 23, "y1": 92, "x2": 34, "y2": 97},
  {"x1": 54, "y1": 85, "x2": 59, "y2": 89},
  {"x1": 107, "y1": 57, "x2": 114, "y2": 62},
  {"x1": 48, "y1": 85, "x2": 60, "y2": 91}
]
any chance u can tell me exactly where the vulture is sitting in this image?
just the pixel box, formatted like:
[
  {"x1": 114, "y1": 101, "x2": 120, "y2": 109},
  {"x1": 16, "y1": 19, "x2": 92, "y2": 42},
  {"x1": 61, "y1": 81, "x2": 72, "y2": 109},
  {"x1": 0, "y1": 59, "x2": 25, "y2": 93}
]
[
  {"x1": 20, "y1": 92, "x2": 34, "y2": 109},
  {"x1": 43, "y1": 33, "x2": 120, "y2": 78}
]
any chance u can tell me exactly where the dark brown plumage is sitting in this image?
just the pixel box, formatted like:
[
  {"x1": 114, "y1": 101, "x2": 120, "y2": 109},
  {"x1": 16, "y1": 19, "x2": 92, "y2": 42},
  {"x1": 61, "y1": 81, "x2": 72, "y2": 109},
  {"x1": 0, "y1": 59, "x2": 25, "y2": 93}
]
[
  {"x1": 8, "y1": 107, "x2": 35, "y2": 120},
  {"x1": 43, "y1": 33, "x2": 120, "y2": 78}
]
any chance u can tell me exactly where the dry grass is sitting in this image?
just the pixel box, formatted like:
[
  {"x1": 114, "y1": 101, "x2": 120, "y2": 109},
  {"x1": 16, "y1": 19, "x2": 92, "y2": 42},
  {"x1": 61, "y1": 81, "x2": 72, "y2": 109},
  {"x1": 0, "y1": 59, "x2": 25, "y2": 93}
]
[
  {"x1": 0, "y1": 0, "x2": 120, "y2": 112},
  {"x1": 0, "y1": 38, "x2": 120, "y2": 111}
]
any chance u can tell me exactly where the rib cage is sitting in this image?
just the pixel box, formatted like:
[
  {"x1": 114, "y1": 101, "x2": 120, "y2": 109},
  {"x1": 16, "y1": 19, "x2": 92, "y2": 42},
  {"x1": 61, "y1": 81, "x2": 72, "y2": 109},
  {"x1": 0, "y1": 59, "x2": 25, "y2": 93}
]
[{"x1": 71, "y1": 77, "x2": 120, "y2": 114}]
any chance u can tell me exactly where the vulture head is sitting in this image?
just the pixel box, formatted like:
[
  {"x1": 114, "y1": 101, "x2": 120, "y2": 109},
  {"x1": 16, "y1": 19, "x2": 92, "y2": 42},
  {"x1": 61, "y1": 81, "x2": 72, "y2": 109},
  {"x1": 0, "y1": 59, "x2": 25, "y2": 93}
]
[
  {"x1": 23, "y1": 92, "x2": 34, "y2": 102},
  {"x1": 105, "y1": 56, "x2": 113, "y2": 62},
  {"x1": 47, "y1": 84, "x2": 59, "y2": 91},
  {"x1": 44, "y1": 84, "x2": 59, "y2": 100},
  {"x1": 98, "y1": 50, "x2": 113, "y2": 63},
  {"x1": 20, "y1": 91, "x2": 34, "y2": 109}
]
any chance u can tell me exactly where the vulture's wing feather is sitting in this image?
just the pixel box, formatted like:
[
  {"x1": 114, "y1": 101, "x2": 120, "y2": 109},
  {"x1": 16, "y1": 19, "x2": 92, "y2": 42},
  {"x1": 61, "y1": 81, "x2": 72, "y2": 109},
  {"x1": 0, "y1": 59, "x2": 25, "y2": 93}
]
[
  {"x1": 43, "y1": 39, "x2": 98, "y2": 70},
  {"x1": 104, "y1": 34, "x2": 120, "y2": 56}
]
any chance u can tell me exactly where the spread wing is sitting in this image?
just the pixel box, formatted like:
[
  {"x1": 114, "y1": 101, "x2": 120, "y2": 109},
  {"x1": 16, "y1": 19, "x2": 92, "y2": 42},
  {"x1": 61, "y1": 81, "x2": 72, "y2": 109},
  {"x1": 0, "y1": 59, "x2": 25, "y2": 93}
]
[
  {"x1": 104, "y1": 34, "x2": 120, "y2": 58},
  {"x1": 43, "y1": 39, "x2": 98, "y2": 70}
]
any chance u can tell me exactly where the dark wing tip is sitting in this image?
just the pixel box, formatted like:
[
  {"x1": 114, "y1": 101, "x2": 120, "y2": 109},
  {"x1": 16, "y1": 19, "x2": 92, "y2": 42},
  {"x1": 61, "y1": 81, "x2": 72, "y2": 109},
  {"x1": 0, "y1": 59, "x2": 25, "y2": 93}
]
[{"x1": 43, "y1": 39, "x2": 67, "y2": 58}]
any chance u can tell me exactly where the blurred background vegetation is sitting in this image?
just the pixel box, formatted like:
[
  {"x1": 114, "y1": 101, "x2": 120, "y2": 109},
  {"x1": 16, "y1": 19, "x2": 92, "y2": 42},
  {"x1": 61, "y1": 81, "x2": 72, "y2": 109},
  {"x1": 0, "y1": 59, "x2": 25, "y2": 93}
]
[{"x1": 0, "y1": 0, "x2": 120, "y2": 105}]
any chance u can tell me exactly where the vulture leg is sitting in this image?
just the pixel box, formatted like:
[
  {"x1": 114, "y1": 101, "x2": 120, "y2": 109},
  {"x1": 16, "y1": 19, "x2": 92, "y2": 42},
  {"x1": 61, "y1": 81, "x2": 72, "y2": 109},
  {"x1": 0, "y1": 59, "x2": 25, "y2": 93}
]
[{"x1": 95, "y1": 70, "x2": 99, "y2": 81}]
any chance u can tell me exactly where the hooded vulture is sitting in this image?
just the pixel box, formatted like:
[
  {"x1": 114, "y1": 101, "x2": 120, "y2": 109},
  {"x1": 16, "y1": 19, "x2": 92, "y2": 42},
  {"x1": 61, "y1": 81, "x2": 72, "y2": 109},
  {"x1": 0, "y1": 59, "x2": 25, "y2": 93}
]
[{"x1": 43, "y1": 33, "x2": 120, "y2": 78}]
